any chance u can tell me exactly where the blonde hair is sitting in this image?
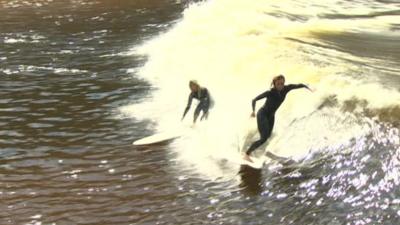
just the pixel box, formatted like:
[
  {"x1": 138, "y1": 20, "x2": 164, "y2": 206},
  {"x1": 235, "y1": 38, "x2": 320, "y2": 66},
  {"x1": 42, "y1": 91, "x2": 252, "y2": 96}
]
[
  {"x1": 189, "y1": 80, "x2": 200, "y2": 87},
  {"x1": 189, "y1": 80, "x2": 201, "y2": 95},
  {"x1": 271, "y1": 74, "x2": 285, "y2": 88}
]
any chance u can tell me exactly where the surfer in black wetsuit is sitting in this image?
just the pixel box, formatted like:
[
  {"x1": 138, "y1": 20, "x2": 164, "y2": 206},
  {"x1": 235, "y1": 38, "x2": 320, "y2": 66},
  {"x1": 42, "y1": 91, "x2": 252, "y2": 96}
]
[
  {"x1": 181, "y1": 80, "x2": 213, "y2": 124},
  {"x1": 244, "y1": 75, "x2": 313, "y2": 162}
]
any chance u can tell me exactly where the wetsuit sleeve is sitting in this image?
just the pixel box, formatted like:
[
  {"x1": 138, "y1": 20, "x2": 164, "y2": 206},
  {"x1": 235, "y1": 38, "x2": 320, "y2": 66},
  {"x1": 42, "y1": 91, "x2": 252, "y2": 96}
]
[
  {"x1": 182, "y1": 93, "x2": 193, "y2": 120},
  {"x1": 252, "y1": 90, "x2": 270, "y2": 112},
  {"x1": 286, "y1": 83, "x2": 308, "y2": 92}
]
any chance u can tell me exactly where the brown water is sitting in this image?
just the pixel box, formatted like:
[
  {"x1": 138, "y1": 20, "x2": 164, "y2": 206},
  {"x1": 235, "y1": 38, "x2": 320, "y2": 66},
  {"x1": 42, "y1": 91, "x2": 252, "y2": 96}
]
[{"x1": 1, "y1": 0, "x2": 400, "y2": 225}]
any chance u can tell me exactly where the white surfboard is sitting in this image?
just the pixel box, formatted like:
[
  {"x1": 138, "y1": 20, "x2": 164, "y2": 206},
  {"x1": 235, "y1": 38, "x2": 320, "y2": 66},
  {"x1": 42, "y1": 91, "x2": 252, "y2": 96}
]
[
  {"x1": 133, "y1": 130, "x2": 183, "y2": 146},
  {"x1": 237, "y1": 155, "x2": 265, "y2": 169}
]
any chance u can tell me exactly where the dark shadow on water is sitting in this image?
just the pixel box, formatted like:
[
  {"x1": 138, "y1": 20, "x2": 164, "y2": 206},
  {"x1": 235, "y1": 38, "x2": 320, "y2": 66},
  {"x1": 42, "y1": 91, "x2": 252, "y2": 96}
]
[{"x1": 238, "y1": 165, "x2": 262, "y2": 195}]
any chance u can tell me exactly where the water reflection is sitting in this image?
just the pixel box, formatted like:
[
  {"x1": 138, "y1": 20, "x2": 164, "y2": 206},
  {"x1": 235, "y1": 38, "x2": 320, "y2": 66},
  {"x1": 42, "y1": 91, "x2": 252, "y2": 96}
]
[{"x1": 238, "y1": 165, "x2": 262, "y2": 195}]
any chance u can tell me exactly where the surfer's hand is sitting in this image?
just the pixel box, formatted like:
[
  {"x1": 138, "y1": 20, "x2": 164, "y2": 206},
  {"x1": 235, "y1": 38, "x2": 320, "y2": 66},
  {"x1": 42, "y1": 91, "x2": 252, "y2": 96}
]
[
  {"x1": 250, "y1": 112, "x2": 255, "y2": 117},
  {"x1": 306, "y1": 84, "x2": 315, "y2": 92}
]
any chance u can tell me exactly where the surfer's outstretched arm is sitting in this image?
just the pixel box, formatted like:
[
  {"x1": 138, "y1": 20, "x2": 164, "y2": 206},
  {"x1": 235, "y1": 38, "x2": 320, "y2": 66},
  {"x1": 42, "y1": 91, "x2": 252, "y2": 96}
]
[
  {"x1": 181, "y1": 94, "x2": 193, "y2": 121},
  {"x1": 286, "y1": 83, "x2": 312, "y2": 92}
]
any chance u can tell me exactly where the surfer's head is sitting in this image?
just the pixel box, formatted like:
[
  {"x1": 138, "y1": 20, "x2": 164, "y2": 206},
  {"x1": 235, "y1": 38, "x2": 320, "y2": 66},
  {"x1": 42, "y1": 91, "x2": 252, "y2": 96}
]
[
  {"x1": 189, "y1": 80, "x2": 200, "y2": 92},
  {"x1": 272, "y1": 75, "x2": 285, "y2": 91}
]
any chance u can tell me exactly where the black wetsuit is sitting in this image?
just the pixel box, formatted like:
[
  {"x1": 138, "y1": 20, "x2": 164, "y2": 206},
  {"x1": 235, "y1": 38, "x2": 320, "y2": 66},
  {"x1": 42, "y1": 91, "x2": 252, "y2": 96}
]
[
  {"x1": 182, "y1": 88, "x2": 212, "y2": 123},
  {"x1": 246, "y1": 84, "x2": 308, "y2": 155}
]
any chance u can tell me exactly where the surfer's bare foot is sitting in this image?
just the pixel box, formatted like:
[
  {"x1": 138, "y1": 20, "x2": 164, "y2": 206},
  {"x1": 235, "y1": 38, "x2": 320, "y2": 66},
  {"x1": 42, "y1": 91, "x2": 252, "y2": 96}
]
[{"x1": 243, "y1": 154, "x2": 253, "y2": 163}]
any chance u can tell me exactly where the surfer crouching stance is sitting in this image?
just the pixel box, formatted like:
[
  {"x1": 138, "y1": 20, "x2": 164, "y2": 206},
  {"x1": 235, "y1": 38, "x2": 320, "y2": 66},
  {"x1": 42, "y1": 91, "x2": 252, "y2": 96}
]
[
  {"x1": 182, "y1": 80, "x2": 213, "y2": 125},
  {"x1": 244, "y1": 75, "x2": 313, "y2": 162}
]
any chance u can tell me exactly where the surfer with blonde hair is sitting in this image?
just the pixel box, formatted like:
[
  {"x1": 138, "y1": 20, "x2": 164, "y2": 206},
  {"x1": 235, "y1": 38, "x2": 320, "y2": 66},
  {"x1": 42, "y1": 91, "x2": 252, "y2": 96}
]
[
  {"x1": 182, "y1": 80, "x2": 213, "y2": 125},
  {"x1": 244, "y1": 75, "x2": 313, "y2": 162}
]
